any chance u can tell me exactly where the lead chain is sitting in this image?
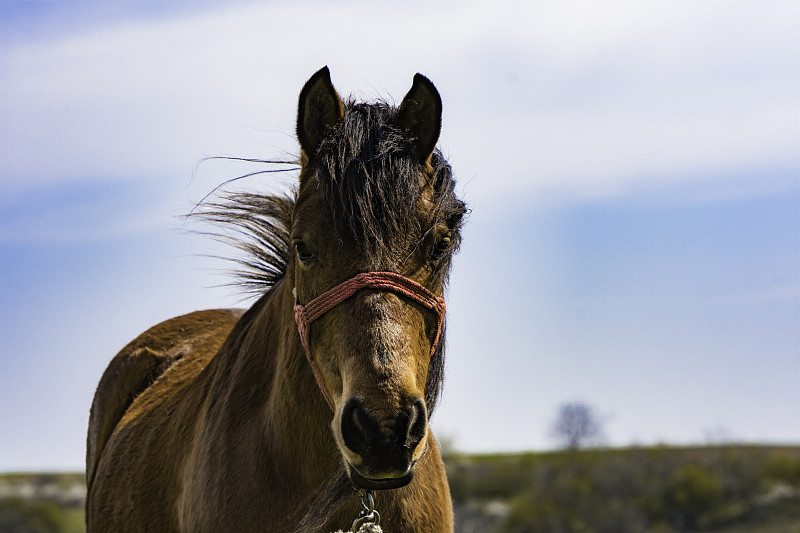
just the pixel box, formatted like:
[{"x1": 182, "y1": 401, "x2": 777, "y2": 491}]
[{"x1": 351, "y1": 490, "x2": 380, "y2": 532}]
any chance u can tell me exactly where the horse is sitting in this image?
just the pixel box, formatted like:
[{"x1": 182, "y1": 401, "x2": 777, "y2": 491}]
[{"x1": 85, "y1": 66, "x2": 466, "y2": 533}]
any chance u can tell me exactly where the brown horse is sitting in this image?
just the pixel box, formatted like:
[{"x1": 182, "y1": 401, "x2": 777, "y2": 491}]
[{"x1": 85, "y1": 67, "x2": 466, "y2": 533}]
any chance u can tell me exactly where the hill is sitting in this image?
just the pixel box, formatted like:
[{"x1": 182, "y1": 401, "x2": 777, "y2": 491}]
[
  {"x1": 2, "y1": 445, "x2": 799, "y2": 532},
  {"x1": 445, "y1": 445, "x2": 800, "y2": 533}
]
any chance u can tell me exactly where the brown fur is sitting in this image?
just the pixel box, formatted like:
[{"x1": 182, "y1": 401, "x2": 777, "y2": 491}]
[{"x1": 86, "y1": 68, "x2": 462, "y2": 532}]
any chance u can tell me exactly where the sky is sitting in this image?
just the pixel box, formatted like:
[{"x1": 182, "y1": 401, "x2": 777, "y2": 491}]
[{"x1": 1, "y1": 0, "x2": 798, "y2": 471}]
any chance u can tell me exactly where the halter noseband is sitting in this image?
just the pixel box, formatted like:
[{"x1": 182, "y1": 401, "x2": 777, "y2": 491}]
[{"x1": 294, "y1": 271, "x2": 446, "y2": 409}]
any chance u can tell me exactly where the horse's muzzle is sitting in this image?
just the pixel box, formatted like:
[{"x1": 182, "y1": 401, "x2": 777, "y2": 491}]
[{"x1": 340, "y1": 397, "x2": 426, "y2": 489}]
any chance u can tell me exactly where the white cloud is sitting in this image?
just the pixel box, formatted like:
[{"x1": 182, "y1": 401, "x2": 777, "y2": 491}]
[
  {"x1": 442, "y1": 3, "x2": 799, "y2": 206},
  {"x1": 1, "y1": 2, "x2": 796, "y2": 209}
]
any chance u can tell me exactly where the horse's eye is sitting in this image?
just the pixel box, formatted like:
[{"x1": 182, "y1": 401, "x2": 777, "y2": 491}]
[
  {"x1": 429, "y1": 236, "x2": 452, "y2": 262},
  {"x1": 294, "y1": 241, "x2": 318, "y2": 265}
]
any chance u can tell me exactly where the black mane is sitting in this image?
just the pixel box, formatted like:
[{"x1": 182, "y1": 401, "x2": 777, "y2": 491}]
[{"x1": 192, "y1": 190, "x2": 294, "y2": 295}]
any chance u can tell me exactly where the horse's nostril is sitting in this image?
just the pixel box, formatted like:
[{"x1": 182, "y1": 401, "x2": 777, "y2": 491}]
[
  {"x1": 341, "y1": 398, "x2": 380, "y2": 454},
  {"x1": 405, "y1": 398, "x2": 427, "y2": 449}
]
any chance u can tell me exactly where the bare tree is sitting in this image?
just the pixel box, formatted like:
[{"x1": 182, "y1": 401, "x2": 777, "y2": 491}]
[{"x1": 550, "y1": 402, "x2": 605, "y2": 450}]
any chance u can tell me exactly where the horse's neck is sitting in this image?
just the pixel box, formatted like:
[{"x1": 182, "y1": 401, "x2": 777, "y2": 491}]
[{"x1": 204, "y1": 278, "x2": 337, "y2": 484}]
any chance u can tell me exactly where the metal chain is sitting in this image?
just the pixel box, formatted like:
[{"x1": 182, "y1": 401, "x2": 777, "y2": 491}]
[{"x1": 351, "y1": 490, "x2": 380, "y2": 532}]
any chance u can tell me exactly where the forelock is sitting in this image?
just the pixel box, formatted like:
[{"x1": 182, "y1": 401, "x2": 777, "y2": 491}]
[{"x1": 311, "y1": 100, "x2": 464, "y2": 263}]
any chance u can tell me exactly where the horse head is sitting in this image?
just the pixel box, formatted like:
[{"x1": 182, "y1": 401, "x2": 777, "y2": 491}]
[{"x1": 292, "y1": 67, "x2": 465, "y2": 490}]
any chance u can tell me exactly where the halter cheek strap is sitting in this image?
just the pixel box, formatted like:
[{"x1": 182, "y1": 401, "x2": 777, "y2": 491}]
[{"x1": 294, "y1": 271, "x2": 446, "y2": 409}]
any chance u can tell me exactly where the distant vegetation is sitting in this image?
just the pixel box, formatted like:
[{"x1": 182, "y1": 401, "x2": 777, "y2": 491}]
[
  {"x1": 446, "y1": 445, "x2": 800, "y2": 533},
  {"x1": 2, "y1": 446, "x2": 799, "y2": 533},
  {"x1": 0, "y1": 473, "x2": 84, "y2": 533}
]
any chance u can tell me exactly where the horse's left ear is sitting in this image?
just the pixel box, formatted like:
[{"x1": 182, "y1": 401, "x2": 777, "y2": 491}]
[
  {"x1": 397, "y1": 74, "x2": 442, "y2": 164},
  {"x1": 297, "y1": 66, "x2": 345, "y2": 157}
]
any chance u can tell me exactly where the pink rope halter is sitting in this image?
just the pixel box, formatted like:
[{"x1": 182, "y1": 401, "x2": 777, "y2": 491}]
[{"x1": 294, "y1": 271, "x2": 446, "y2": 409}]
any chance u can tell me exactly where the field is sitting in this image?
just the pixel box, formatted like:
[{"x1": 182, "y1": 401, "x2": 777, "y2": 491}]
[
  {"x1": 446, "y1": 445, "x2": 800, "y2": 533},
  {"x1": 2, "y1": 445, "x2": 799, "y2": 532}
]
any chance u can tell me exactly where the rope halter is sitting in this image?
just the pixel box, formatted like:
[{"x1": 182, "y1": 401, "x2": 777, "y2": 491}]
[{"x1": 293, "y1": 271, "x2": 446, "y2": 409}]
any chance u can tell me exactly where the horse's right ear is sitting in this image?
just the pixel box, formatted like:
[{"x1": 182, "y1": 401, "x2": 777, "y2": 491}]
[{"x1": 297, "y1": 66, "x2": 344, "y2": 157}]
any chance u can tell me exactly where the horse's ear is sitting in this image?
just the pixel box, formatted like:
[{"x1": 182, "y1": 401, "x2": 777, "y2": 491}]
[
  {"x1": 297, "y1": 66, "x2": 344, "y2": 157},
  {"x1": 397, "y1": 73, "x2": 442, "y2": 164}
]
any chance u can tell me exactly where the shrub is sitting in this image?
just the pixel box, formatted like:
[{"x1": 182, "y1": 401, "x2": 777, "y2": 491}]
[
  {"x1": 0, "y1": 498, "x2": 65, "y2": 533},
  {"x1": 662, "y1": 464, "x2": 724, "y2": 530},
  {"x1": 765, "y1": 455, "x2": 800, "y2": 486}
]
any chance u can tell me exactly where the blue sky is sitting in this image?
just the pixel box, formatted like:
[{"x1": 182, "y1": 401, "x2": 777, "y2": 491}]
[{"x1": 1, "y1": 1, "x2": 798, "y2": 471}]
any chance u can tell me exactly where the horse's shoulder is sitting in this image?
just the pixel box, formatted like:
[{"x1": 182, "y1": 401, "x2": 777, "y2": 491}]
[{"x1": 86, "y1": 308, "x2": 244, "y2": 484}]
